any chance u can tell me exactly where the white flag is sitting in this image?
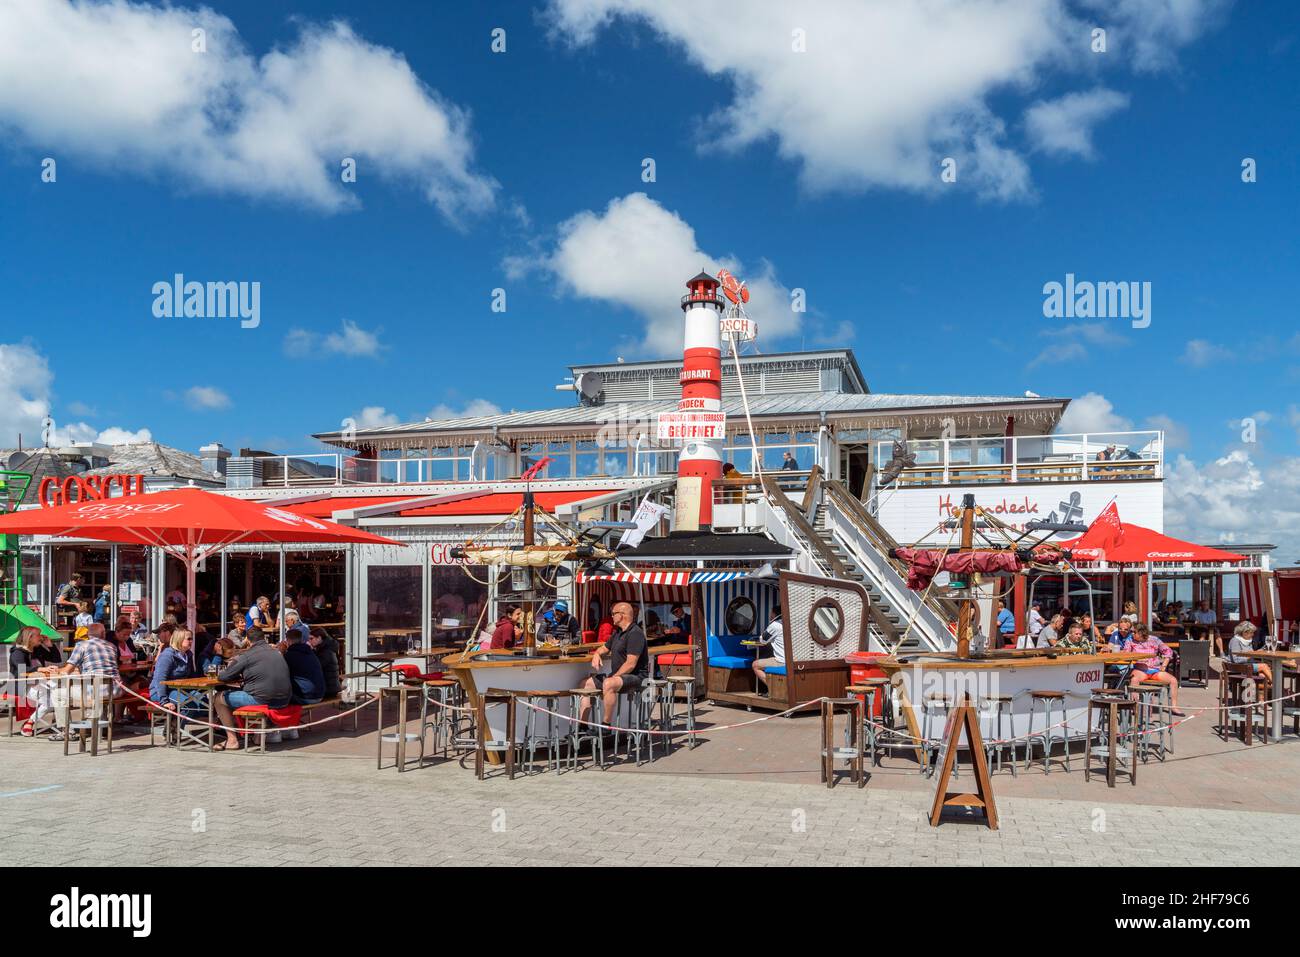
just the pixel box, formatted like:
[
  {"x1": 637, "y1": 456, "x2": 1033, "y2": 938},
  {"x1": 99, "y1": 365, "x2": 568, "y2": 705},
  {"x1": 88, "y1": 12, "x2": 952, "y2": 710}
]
[{"x1": 619, "y1": 495, "x2": 670, "y2": 549}]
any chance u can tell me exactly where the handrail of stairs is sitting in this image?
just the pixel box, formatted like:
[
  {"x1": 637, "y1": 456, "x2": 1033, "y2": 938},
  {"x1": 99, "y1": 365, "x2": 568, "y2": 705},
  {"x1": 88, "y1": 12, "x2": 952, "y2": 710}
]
[
  {"x1": 823, "y1": 479, "x2": 963, "y2": 625},
  {"x1": 760, "y1": 475, "x2": 901, "y2": 646}
]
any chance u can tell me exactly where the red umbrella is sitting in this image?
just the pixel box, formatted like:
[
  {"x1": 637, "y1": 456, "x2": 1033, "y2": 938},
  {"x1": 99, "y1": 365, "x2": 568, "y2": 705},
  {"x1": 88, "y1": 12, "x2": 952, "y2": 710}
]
[
  {"x1": 1059, "y1": 501, "x2": 1246, "y2": 564},
  {"x1": 0, "y1": 486, "x2": 404, "y2": 631}
]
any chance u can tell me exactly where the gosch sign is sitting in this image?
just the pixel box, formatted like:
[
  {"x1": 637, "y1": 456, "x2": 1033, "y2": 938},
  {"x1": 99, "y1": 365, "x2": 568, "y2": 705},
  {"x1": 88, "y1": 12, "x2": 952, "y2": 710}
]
[{"x1": 38, "y1": 474, "x2": 147, "y2": 508}]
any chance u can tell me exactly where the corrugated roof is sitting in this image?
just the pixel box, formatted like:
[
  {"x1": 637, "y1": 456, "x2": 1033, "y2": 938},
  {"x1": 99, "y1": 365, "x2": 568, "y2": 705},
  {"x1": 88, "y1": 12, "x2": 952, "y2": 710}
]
[
  {"x1": 79, "y1": 442, "x2": 214, "y2": 483},
  {"x1": 315, "y1": 392, "x2": 1066, "y2": 443}
]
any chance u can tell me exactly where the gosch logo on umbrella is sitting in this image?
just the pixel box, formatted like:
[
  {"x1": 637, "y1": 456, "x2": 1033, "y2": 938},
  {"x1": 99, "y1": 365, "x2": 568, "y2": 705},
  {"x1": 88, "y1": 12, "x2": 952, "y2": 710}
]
[{"x1": 73, "y1": 502, "x2": 182, "y2": 519}]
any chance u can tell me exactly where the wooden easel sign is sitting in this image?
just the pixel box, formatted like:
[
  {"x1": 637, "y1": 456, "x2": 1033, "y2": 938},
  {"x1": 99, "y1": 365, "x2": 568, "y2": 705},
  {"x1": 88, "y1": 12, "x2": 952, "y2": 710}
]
[{"x1": 928, "y1": 694, "x2": 998, "y2": 830}]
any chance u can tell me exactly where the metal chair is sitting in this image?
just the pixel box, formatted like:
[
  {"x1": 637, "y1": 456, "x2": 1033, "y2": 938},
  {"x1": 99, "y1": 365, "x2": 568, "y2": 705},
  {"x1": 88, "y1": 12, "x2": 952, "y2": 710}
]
[
  {"x1": 1131, "y1": 682, "x2": 1171, "y2": 762},
  {"x1": 518, "y1": 690, "x2": 569, "y2": 774},
  {"x1": 417, "y1": 678, "x2": 460, "y2": 764},
  {"x1": 568, "y1": 688, "x2": 606, "y2": 770},
  {"x1": 660, "y1": 675, "x2": 698, "y2": 749},
  {"x1": 980, "y1": 693, "x2": 1017, "y2": 776},
  {"x1": 1219, "y1": 662, "x2": 1269, "y2": 744},
  {"x1": 1024, "y1": 690, "x2": 1068, "y2": 774},
  {"x1": 618, "y1": 684, "x2": 658, "y2": 766},
  {"x1": 920, "y1": 693, "x2": 952, "y2": 778},
  {"x1": 64, "y1": 675, "x2": 113, "y2": 757}
]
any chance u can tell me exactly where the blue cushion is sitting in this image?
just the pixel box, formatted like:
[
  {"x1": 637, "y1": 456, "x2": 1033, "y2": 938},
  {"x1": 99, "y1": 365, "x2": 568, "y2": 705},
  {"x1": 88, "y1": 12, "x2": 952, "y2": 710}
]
[
  {"x1": 709, "y1": 656, "x2": 754, "y2": 670},
  {"x1": 764, "y1": 665, "x2": 787, "y2": 676},
  {"x1": 707, "y1": 632, "x2": 755, "y2": 660}
]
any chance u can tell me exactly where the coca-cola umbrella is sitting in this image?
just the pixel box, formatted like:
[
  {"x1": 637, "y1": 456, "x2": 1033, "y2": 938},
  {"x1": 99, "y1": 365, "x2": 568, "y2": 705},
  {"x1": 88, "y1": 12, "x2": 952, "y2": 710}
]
[{"x1": 0, "y1": 486, "x2": 404, "y2": 631}]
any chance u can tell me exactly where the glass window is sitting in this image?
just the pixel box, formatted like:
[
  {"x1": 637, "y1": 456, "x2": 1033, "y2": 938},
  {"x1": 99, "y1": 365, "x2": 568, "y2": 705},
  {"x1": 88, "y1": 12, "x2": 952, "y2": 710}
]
[
  {"x1": 430, "y1": 566, "x2": 487, "y2": 645},
  {"x1": 117, "y1": 545, "x2": 150, "y2": 626},
  {"x1": 518, "y1": 442, "x2": 545, "y2": 477},
  {"x1": 547, "y1": 441, "x2": 573, "y2": 478},
  {"x1": 602, "y1": 441, "x2": 628, "y2": 476},
  {"x1": 366, "y1": 565, "x2": 422, "y2": 654},
  {"x1": 575, "y1": 439, "x2": 600, "y2": 477}
]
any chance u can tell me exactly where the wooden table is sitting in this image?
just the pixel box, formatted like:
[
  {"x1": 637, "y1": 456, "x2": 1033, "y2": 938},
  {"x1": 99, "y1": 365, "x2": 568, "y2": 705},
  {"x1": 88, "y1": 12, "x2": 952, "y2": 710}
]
[
  {"x1": 1240, "y1": 650, "x2": 1300, "y2": 740},
  {"x1": 162, "y1": 676, "x2": 226, "y2": 750}
]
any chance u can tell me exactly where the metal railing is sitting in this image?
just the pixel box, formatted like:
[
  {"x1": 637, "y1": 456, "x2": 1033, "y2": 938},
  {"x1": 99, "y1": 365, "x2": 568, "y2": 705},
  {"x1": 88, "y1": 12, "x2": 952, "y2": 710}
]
[
  {"x1": 873, "y1": 430, "x2": 1163, "y2": 486},
  {"x1": 229, "y1": 452, "x2": 480, "y2": 488}
]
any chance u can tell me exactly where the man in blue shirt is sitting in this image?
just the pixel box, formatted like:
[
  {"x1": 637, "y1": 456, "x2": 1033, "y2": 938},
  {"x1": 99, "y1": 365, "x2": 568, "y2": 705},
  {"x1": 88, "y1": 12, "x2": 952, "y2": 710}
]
[
  {"x1": 995, "y1": 599, "x2": 1016, "y2": 648},
  {"x1": 665, "y1": 603, "x2": 692, "y2": 640},
  {"x1": 93, "y1": 585, "x2": 112, "y2": 625}
]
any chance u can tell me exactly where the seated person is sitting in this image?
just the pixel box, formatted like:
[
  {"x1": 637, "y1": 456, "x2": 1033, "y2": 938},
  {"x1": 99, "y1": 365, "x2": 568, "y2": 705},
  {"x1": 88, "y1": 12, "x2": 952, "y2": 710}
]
[
  {"x1": 1055, "y1": 623, "x2": 1095, "y2": 654},
  {"x1": 486, "y1": 605, "x2": 522, "y2": 650},
  {"x1": 282, "y1": 610, "x2": 312, "y2": 643},
  {"x1": 752, "y1": 607, "x2": 785, "y2": 695},
  {"x1": 199, "y1": 632, "x2": 237, "y2": 673},
  {"x1": 995, "y1": 599, "x2": 1015, "y2": 648},
  {"x1": 308, "y1": 631, "x2": 341, "y2": 700},
  {"x1": 283, "y1": 630, "x2": 326, "y2": 730},
  {"x1": 149, "y1": 629, "x2": 199, "y2": 713},
  {"x1": 226, "y1": 613, "x2": 251, "y2": 649},
  {"x1": 1102, "y1": 616, "x2": 1134, "y2": 651},
  {"x1": 535, "y1": 600, "x2": 579, "y2": 646},
  {"x1": 663, "y1": 604, "x2": 692, "y2": 641},
  {"x1": 212, "y1": 628, "x2": 292, "y2": 751},
  {"x1": 1223, "y1": 621, "x2": 1270, "y2": 683},
  {"x1": 1123, "y1": 623, "x2": 1185, "y2": 715},
  {"x1": 1035, "y1": 613, "x2": 1065, "y2": 649},
  {"x1": 575, "y1": 602, "x2": 648, "y2": 726}
]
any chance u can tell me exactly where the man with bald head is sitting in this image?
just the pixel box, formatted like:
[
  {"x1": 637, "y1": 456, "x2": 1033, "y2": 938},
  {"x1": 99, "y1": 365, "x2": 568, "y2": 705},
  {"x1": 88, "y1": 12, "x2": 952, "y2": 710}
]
[{"x1": 576, "y1": 601, "x2": 649, "y2": 726}]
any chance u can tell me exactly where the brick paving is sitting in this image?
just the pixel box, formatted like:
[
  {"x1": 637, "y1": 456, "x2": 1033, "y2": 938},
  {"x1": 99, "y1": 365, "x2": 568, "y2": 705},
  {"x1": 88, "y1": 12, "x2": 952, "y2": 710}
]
[{"x1": 2, "y1": 709, "x2": 1298, "y2": 866}]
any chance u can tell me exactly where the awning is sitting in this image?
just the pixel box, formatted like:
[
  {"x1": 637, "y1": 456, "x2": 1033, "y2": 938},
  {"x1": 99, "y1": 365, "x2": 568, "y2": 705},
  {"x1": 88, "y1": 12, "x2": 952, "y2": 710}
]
[
  {"x1": 576, "y1": 571, "x2": 691, "y2": 586},
  {"x1": 690, "y1": 571, "x2": 749, "y2": 583}
]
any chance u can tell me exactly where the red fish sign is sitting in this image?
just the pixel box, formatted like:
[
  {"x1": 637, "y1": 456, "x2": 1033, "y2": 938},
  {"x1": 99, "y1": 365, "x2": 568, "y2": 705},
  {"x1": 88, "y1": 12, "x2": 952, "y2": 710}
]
[
  {"x1": 38, "y1": 474, "x2": 147, "y2": 508},
  {"x1": 717, "y1": 269, "x2": 750, "y2": 305}
]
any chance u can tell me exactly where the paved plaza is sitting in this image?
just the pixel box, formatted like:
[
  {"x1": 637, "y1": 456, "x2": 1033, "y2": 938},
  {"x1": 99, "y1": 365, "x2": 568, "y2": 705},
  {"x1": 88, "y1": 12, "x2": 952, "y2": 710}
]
[{"x1": 2, "y1": 680, "x2": 1298, "y2": 867}]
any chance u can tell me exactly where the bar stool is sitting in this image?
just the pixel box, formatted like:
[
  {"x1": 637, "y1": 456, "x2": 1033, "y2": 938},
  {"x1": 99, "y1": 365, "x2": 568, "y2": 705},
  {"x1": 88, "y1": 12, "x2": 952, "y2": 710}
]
[
  {"x1": 619, "y1": 685, "x2": 658, "y2": 766},
  {"x1": 660, "y1": 675, "x2": 698, "y2": 749},
  {"x1": 64, "y1": 676, "x2": 113, "y2": 757},
  {"x1": 920, "y1": 693, "x2": 952, "y2": 778},
  {"x1": 847, "y1": 681, "x2": 887, "y2": 768},
  {"x1": 418, "y1": 678, "x2": 460, "y2": 764},
  {"x1": 475, "y1": 689, "x2": 517, "y2": 780},
  {"x1": 568, "y1": 688, "x2": 606, "y2": 770},
  {"x1": 980, "y1": 693, "x2": 1017, "y2": 776},
  {"x1": 1025, "y1": 690, "x2": 1068, "y2": 774},
  {"x1": 518, "y1": 690, "x2": 570, "y2": 774},
  {"x1": 149, "y1": 700, "x2": 175, "y2": 747},
  {"x1": 1131, "y1": 683, "x2": 1171, "y2": 762},
  {"x1": 820, "y1": 697, "x2": 866, "y2": 788},
  {"x1": 1085, "y1": 694, "x2": 1136, "y2": 787},
  {"x1": 377, "y1": 684, "x2": 421, "y2": 772}
]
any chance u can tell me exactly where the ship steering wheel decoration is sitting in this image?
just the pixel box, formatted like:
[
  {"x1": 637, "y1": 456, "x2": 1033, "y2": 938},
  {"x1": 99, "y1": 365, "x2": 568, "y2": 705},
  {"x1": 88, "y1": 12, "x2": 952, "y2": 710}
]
[{"x1": 879, "y1": 440, "x2": 917, "y2": 486}]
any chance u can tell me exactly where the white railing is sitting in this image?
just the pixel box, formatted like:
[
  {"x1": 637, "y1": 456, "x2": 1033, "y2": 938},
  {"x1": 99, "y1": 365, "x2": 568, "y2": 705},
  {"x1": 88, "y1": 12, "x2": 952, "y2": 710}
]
[
  {"x1": 873, "y1": 430, "x2": 1163, "y2": 486},
  {"x1": 230, "y1": 452, "x2": 480, "y2": 488}
]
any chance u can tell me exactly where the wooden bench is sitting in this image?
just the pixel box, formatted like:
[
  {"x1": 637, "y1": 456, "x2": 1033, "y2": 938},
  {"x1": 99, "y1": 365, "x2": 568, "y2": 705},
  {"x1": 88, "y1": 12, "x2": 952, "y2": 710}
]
[{"x1": 234, "y1": 696, "x2": 355, "y2": 753}]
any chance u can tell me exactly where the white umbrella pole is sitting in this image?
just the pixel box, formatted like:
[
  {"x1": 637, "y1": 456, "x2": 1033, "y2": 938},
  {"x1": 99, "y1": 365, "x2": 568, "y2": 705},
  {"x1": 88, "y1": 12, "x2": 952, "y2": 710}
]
[{"x1": 186, "y1": 538, "x2": 198, "y2": 634}]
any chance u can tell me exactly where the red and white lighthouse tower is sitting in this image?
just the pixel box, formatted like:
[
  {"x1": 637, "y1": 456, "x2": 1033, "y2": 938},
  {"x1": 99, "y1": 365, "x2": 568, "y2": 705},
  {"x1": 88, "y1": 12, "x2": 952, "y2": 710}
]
[{"x1": 667, "y1": 271, "x2": 726, "y2": 532}]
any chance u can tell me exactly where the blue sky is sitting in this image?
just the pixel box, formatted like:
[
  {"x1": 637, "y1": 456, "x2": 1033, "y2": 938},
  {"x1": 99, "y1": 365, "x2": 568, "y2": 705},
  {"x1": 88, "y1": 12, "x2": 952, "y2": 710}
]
[{"x1": 0, "y1": 0, "x2": 1296, "y2": 551}]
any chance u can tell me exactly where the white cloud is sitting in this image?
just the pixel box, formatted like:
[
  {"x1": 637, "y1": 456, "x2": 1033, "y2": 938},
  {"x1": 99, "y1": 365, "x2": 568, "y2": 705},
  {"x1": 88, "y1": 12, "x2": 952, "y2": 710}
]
[
  {"x1": 0, "y1": 341, "x2": 155, "y2": 448},
  {"x1": 66, "y1": 400, "x2": 96, "y2": 417},
  {"x1": 1056, "y1": 392, "x2": 1133, "y2": 434},
  {"x1": 0, "y1": 0, "x2": 496, "y2": 221},
  {"x1": 1027, "y1": 322, "x2": 1127, "y2": 367},
  {"x1": 1180, "y1": 339, "x2": 1233, "y2": 367},
  {"x1": 350, "y1": 406, "x2": 400, "y2": 430},
  {"x1": 427, "y1": 399, "x2": 503, "y2": 421},
  {"x1": 511, "y1": 192, "x2": 797, "y2": 355},
  {"x1": 1025, "y1": 87, "x2": 1130, "y2": 159},
  {"x1": 1165, "y1": 449, "x2": 1300, "y2": 553},
  {"x1": 0, "y1": 342, "x2": 55, "y2": 447},
  {"x1": 1144, "y1": 413, "x2": 1188, "y2": 450},
  {"x1": 184, "y1": 385, "x2": 231, "y2": 410},
  {"x1": 95, "y1": 426, "x2": 154, "y2": 445},
  {"x1": 545, "y1": 0, "x2": 1225, "y2": 201},
  {"x1": 284, "y1": 320, "x2": 384, "y2": 358}
]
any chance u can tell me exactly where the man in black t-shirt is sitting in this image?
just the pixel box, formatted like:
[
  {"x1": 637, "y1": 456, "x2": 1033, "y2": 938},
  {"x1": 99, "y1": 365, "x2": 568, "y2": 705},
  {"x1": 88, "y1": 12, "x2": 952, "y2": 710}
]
[{"x1": 576, "y1": 601, "x2": 648, "y2": 726}]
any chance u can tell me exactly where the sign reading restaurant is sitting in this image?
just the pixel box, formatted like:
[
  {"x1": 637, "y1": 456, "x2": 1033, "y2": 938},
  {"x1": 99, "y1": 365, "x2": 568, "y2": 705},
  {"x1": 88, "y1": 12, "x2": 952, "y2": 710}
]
[{"x1": 38, "y1": 474, "x2": 147, "y2": 508}]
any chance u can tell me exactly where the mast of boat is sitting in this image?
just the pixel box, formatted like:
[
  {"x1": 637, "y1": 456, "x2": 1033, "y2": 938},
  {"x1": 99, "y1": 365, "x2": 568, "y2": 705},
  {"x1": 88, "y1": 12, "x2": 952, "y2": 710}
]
[
  {"x1": 522, "y1": 489, "x2": 536, "y2": 656},
  {"x1": 955, "y1": 493, "x2": 976, "y2": 659}
]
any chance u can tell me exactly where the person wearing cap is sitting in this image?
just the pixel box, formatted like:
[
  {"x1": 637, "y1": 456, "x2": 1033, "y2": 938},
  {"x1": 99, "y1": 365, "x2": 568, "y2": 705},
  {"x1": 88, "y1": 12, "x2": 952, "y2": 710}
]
[
  {"x1": 1027, "y1": 601, "x2": 1046, "y2": 645},
  {"x1": 664, "y1": 603, "x2": 692, "y2": 641},
  {"x1": 536, "y1": 600, "x2": 579, "y2": 646}
]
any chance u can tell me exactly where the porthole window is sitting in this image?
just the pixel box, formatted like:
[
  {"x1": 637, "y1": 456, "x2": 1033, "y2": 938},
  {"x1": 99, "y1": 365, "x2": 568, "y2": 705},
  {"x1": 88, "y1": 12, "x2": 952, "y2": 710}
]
[
  {"x1": 809, "y1": 597, "x2": 844, "y2": 647},
  {"x1": 725, "y1": 596, "x2": 757, "y2": 634}
]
